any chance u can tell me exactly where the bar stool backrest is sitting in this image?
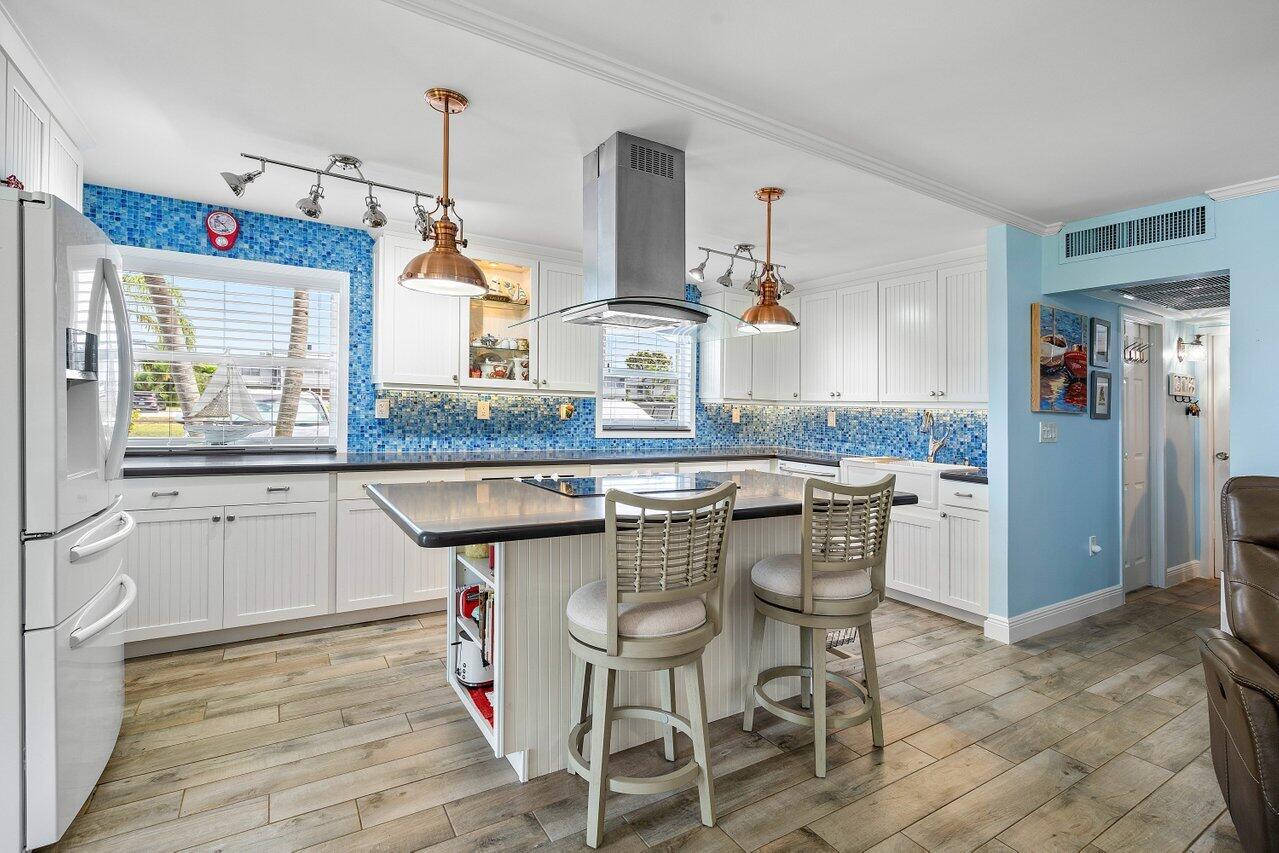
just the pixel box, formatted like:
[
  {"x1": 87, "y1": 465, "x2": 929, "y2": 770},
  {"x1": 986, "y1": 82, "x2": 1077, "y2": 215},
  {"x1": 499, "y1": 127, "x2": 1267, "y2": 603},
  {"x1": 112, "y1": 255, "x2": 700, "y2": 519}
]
[
  {"x1": 800, "y1": 475, "x2": 895, "y2": 613},
  {"x1": 603, "y1": 481, "x2": 738, "y2": 655}
]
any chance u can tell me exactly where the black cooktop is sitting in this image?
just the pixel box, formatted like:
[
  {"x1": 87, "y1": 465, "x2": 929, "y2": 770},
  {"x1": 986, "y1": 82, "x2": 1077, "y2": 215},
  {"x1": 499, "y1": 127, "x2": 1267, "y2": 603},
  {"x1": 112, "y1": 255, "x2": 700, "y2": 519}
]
[{"x1": 520, "y1": 473, "x2": 725, "y2": 498}]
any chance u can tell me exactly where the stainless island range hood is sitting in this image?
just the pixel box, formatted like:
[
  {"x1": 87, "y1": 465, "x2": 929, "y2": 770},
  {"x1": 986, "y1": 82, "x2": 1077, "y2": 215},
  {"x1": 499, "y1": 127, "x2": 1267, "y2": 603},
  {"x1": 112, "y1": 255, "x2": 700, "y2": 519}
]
[{"x1": 569, "y1": 132, "x2": 709, "y2": 330}]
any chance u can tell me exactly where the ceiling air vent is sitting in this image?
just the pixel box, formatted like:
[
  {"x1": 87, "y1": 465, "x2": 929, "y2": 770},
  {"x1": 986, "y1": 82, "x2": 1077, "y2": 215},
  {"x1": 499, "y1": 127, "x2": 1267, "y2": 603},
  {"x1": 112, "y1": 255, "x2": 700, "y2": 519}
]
[
  {"x1": 1061, "y1": 203, "x2": 1211, "y2": 262},
  {"x1": 1114, "y1": 273, "x2": 1229, "y2": 311},
  {"x1": 629, "y1": 142, "x2": 676, "y2": 180}
]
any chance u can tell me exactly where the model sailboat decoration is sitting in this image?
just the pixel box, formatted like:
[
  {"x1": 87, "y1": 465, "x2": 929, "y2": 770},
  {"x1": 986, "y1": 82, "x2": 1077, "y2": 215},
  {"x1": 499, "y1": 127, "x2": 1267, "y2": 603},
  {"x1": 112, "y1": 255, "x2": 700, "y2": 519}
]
[{"x1": 181, "y1": 365, "x2": 270, "y2": 444}]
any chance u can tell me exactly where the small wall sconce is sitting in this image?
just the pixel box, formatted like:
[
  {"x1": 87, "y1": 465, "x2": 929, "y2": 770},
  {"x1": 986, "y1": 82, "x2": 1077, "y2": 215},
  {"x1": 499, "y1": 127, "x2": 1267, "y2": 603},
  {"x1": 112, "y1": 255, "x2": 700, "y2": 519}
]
[{"x1": 1176, "y1": 334, "x2": 1207, "y2": 363}]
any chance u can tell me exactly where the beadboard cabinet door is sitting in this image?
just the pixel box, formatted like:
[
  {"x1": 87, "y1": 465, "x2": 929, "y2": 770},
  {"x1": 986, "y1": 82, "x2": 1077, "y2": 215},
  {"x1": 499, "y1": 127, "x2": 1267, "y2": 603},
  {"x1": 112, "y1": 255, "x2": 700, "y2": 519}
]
[
  {"x1": 885, "y1": 509, "x2": 941, "y2": 601},
  {"x1": 837, "y1": 282, "x2": 879, "y2": 401},
  {"x1": 940, "y1": 263, "x2": 988, "y2": 403},
  {"x1": 775, "y1": 302, "x2": 802, "y2": 402},
  {"x1": 879, "y1": 271, "x2": 942, "y2": 402},
  {"x1": 221, "y1": 501, "x2": 331, "y2": 628},
  {"x1": 122, "y1": 507, "x2": 224, "y2": 642},
  {"x1": 800, "y1": 290, "x2": 838, "y2": 401},
  {"x1": 374, "y1": 235, "x2": 462, "y2": 388},
  {"x1": 5, "y1": 63, "x2": 47, "y2": 195},
  {"x1": 537, "y1": 262, "x2": 597, "y2": 393},
  {"x1": 336, "y1": 498, "x2": 451, "y2": 611},
  {"x1": 939, "y1": 506, "x2": 988, "y2": 616}
]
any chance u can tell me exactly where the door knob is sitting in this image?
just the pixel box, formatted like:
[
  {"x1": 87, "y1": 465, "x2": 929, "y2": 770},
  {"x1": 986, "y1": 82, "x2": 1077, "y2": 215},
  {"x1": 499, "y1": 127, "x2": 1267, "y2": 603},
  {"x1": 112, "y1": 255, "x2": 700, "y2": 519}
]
[{"x1": 1215, "y1": 451, "x2": 1230, "y2": 461}]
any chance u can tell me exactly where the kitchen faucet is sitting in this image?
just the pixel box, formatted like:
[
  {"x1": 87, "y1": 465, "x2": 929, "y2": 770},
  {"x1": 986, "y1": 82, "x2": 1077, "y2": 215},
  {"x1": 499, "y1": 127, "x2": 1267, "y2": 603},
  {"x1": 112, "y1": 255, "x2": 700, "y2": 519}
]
[{"x1": 920, "y1": 410, "x2": 952, "y2": 463}]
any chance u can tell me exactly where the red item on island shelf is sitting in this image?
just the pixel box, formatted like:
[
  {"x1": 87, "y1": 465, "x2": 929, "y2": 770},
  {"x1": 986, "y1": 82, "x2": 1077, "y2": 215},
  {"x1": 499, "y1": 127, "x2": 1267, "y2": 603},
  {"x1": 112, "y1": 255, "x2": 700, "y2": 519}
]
[
  {"x1": 467, "y1": 685, "x2": 494, "y2": 725},
  {"x1": 458, "y1": 585, "x2": 484, "y2": 620},
  {"x1": 488, "y1": 544, "x2": 495, "y2": 570}
]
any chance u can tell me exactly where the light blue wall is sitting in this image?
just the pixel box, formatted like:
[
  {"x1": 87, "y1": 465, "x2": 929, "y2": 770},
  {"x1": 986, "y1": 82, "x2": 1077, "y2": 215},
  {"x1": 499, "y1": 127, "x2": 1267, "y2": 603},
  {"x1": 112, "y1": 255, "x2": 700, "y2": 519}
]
[
  {"x1": 990, "y1": 190, "x2": 1279, "y2": 618},
  {"x1": 986, "y1": 226, "x2": 1122, "y2": 618}
]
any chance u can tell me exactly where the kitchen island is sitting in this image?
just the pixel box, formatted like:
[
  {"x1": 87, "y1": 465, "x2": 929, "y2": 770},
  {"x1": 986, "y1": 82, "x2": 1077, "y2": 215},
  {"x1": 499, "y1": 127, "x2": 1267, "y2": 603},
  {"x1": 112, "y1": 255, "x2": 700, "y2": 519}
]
[{"x1": 367, "y1": 470, "x2": 917, "y2": 780}]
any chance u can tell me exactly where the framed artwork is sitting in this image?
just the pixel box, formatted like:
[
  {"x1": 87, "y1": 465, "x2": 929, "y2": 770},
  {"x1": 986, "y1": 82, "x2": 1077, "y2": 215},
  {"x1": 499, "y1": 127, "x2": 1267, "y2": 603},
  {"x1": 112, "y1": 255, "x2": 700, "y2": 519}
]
[
  {"x1": 1031, "y1": 303, "x2": 1089, "y2": 413},
  {"x1": 1091, "y1": 371, "x2": 1112, "y2": 420},
  {"x1": 1090, "y1": 318, "x2": 1111, "y2": 368}
]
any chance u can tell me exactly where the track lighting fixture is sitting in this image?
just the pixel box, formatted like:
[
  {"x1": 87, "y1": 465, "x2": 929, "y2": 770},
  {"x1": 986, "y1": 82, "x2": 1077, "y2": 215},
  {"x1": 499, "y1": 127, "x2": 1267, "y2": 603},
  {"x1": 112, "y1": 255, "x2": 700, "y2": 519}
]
[
  {"x1": 362, "y1": 187, "x2": 388, "y2": 229},
  {"x1": 688, "y1": 250, "x2": 710, "y2": 283},
  {"x1": 716, "y1": 260, "x2": 735, "y2": 288},
  {"x1": 412, "y1": 195, "x2": 434, "y2": 238},
  {"x1": 398, "y1": 88, "x2": 488, "y2": 297},
  {"x1": 220, "y1": 161, "x2": 264, "y2": 197},
  {"x1": 296, "y1": 176, "x2": 324, "y2": 219}
]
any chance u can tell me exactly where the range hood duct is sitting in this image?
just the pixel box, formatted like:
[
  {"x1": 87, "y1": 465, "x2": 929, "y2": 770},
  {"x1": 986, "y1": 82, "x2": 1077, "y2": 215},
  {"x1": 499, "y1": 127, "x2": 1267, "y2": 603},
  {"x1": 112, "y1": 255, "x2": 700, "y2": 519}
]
[{"x1": 574, "y1": 132, "x2": 708, "y2": 330}]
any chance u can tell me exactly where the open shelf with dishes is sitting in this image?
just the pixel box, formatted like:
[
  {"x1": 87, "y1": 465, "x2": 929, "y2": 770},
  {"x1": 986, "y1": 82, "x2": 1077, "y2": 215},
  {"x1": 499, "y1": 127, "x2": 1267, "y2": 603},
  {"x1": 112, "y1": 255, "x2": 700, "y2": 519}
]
[{"x1": 463, "y1": 256, "x2": 537, "y2": 389}]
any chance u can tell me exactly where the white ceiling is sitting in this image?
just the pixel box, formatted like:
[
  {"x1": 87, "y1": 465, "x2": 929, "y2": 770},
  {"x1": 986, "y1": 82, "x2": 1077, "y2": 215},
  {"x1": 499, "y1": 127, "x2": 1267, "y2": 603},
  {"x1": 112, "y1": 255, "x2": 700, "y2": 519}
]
[{"x1": 8, "y1": 0, "x2": 1277, "y2": 282}]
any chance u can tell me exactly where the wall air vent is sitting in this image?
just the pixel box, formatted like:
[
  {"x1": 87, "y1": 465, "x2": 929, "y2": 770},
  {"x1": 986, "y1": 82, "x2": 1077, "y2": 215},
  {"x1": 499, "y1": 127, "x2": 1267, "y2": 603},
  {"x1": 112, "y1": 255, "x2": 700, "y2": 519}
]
[
  {"x1": 628, "y1": 142, "x2": 676, "y2": 180},
  {"x1": 1059, "y1": 203, "x2": 1212, "y2": 263}
]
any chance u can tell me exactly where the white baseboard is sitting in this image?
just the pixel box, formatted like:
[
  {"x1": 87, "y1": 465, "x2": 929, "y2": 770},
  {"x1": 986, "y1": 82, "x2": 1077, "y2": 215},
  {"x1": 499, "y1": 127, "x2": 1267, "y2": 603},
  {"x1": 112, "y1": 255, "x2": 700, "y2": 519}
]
[
  {"x1": 885, "y1": 587, "x2": 984, "y2": 626},
  {"x1": 984, "y1": 583, "x2": 1125, "y2": 644},
  {"x1": 1165, "y1": 560, "x2": 1203, "y2": 586}
]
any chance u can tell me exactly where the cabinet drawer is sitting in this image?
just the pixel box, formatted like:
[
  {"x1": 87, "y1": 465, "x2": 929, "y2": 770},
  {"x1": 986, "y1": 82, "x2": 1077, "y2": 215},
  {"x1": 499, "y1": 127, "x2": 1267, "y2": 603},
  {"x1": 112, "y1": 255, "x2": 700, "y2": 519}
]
[
  {"x1": 120, "y1": 474, "x2": 330, "y2": 511},
  {"x1": 337, "y1": 467, "x2": 466, "y2": 500},
  {"x1": 465, "y1": 465, "x2": 590, "y2": 481},
  {"x1": 589, "y1": 463, "x2": 678, "y2": 476},
  {"x1": 940, "y1": 481, "x2": 988, "y2": 511}
]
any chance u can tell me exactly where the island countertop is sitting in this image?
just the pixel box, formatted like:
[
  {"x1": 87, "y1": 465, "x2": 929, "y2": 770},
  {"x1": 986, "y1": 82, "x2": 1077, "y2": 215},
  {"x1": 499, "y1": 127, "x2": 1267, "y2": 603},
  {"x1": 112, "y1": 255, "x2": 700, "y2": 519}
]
[{"x1": 367, "y1": 470, "x2": 919, "y2": 548}]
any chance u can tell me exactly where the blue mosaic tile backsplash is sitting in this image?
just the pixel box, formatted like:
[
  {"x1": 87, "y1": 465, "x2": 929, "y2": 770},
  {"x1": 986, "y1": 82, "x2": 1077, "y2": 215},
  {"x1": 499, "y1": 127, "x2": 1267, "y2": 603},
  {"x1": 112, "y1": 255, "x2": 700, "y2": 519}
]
[{"x1": 85, "y1": 185, "x2": 987, "y2": 466}]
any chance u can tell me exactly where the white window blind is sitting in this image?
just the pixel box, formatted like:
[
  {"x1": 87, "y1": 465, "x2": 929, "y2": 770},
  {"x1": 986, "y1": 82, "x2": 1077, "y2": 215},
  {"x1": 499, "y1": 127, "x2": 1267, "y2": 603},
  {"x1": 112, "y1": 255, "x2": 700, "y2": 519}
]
[
  {"x1": 123, "y1": 266, "x2": 341, "y2": 448},
  {"x1": 598, "y1": 328, "x2": 695, "y2": 434}
]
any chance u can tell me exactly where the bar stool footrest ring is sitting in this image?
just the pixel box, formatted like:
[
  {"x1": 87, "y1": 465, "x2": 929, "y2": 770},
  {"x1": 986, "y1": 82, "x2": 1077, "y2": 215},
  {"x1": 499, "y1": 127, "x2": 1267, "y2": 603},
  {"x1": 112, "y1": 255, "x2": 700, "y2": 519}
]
[
  {"x1": 753, "y1": 665, "x2": 873, "y2": 729},
  {"x1": 567, "y1": 705, "x2": 702, "y2": 795}
]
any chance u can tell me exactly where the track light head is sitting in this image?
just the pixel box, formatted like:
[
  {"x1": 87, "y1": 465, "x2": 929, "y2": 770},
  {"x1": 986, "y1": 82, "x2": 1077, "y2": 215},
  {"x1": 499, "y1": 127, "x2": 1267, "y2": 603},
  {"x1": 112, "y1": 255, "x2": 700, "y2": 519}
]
[
  {"x1": 221, "y1": 164, "x2": 263, "y2": 197},
  {"x1": 362, "y1": 189, "x2": 388, "y2": 229},
  {"x1": 296, "y1": 180, "x2": 324, "y2": 219},
  {"x1": 688, "y1": 251, "x2": 709, "y2": 283},
  {"x1": 412, "y1": 197, "x2": 434, "y2": 239},
  {"x1": 716, "y1": 261, "x2": 734, "y2": 288}
]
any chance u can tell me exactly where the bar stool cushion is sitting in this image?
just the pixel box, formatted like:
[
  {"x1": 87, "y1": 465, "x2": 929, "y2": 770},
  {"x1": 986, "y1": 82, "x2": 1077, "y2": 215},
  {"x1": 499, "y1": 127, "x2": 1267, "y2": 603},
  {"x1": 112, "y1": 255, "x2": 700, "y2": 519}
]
[
  {"x1": 751, "y1": 554, "x2": 872, "y2": 600},
  {"x1": 567, "y1": 580, "x2": 707, "y2": 638}
]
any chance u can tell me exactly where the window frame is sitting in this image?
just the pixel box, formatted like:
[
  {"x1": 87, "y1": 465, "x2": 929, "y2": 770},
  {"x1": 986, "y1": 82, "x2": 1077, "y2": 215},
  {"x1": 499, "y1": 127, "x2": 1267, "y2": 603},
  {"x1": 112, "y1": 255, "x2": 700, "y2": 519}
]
[
  {"x1": 594, "y1": 327, "x2": 697, "y2": 439},
  {"x1": 118, "y1": 246, "x2": 349, "y2": 452}
]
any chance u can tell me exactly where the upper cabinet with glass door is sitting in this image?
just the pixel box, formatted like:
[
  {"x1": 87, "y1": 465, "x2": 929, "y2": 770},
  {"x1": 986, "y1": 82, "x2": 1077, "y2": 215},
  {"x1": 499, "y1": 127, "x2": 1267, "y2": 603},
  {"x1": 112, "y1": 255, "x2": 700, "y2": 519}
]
[{"x1": 461, "y1": 252, "x2": 537, "y2": 390}]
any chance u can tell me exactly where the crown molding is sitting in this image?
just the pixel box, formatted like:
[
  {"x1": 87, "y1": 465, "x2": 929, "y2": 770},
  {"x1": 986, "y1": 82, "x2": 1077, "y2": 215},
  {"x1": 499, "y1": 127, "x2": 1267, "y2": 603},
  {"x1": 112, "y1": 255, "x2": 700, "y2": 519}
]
[
  {"x1": 380, "y1": 0, "x2": 1057, "y2": 237},
  {"x1": 1205, "y1": 175, "x2": 1279, "y2": 201},
  {"x1": 796, "y1": 244, "x2": 986, "y2": 292},
  {"x1": 0, "y1": 1, "x2": 94, "y2": 149}
]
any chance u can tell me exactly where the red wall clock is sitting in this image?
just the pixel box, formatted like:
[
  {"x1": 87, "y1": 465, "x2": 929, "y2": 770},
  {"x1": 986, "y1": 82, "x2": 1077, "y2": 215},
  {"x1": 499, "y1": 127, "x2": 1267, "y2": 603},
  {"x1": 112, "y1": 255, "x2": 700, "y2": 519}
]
[{"x1": 206, "y1": 210, "x2": 240, "y2": 250}]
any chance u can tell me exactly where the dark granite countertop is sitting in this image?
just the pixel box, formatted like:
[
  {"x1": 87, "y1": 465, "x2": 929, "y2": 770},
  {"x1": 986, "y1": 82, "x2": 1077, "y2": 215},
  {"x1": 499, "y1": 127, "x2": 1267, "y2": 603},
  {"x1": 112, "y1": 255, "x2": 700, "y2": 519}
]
[
  {"x1": 122, "y1": 446, "x2": 851, "y2": 478},
  {"x1": 366, "y1": 469, "x2": 919, "y2": 548},
  {"x1": 940, "y1": 468, "x2": 988, "y2": 485}
]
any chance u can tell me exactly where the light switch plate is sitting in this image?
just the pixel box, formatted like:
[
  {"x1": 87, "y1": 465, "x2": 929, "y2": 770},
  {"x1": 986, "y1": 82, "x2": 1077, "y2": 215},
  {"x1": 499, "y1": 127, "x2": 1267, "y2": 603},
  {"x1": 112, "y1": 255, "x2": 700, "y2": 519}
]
[
  {"x1": 731, "y1": 406, "x2": 741, "y2": 424},
  {"x1": 374, "y1": 398, "x2": 391, "y2": 419},
  {"x1": 827, "y1": 409, "x2": 837, "y2": 428},
  {"x1": 1039, "y1": 421, "x2": 1058, "y2": 443},
  {"x1": 476, "y1": 400, "x2": 491, "y2": 420}
]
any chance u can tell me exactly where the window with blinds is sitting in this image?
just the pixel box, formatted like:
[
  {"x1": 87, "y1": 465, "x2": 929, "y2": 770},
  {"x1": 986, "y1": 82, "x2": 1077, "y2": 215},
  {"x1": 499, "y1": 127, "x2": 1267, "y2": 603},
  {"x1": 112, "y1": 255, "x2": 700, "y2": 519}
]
[
  {"x1": 122, "y1": 260, "x2": 342, "y2": 449},
  {"x1": 597, "y1": 328, "x2": 695, "y2": 435}
]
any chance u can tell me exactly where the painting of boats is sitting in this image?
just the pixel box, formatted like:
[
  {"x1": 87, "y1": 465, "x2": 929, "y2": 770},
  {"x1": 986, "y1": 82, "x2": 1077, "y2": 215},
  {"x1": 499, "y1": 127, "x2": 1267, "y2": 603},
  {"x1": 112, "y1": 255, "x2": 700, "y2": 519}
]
[{"x1": 1032, "y1": 303, "x2": 1089, "y2": 413}]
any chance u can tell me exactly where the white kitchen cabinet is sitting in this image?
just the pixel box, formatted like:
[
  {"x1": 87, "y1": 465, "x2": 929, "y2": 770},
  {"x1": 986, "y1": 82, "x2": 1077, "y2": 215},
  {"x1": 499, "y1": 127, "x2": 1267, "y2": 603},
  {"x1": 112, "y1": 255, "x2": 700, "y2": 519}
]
[
  {"x1": 589, "y1": 463, "x2": 678, "y2": 475},
  {"x1": 121, "y1": 507, "x2": 224, "y2": 642},
  {"x1": 221, "y1": 501, "x2": 331, "y2": 628},
  {"x1": 800, "y1": 290, "x2": 838, "y2": 402},
  {"x1": 5, "y1": 62, "x2": 47, "y2": 195},
  {"x1": 775, "y1": 301, "x2": 802, "y2": 402},
  {"x1": 879, "y1": 271, "x2": 942, "y2": 402},
  {"x1": 459, "y1": 246, "x2": 540, "y2": 391},
  {"x1": 536, "y1": 261, "x2": 597, "y2": 393},
  {"x1": 940, "y1": 505, "x2": 988, "y2": 615},
  {"x1": 699, "y1": 290, "x2": 754, "y2": 401},
  {"x1": 336, "y1": 498, "x2": 450, "y2": 611},
  {"x1": 375, "y1": 234, "x2": 463, "y2": 388},
  {"x1": 939, "y1": 263, "x2": 988, "y2": 402},
  {"x1": 801, "y1": 284, "x2": 877, "y2": 402},
  {"x1": 885, "y1": 508, "x2": 941, "y2": 601},
  {"x1": 47, "y1": 119, "x2": 82, "y2": 211},
  {"x1": 750, "y1": 327, "x2": 780, "y2": 402}
]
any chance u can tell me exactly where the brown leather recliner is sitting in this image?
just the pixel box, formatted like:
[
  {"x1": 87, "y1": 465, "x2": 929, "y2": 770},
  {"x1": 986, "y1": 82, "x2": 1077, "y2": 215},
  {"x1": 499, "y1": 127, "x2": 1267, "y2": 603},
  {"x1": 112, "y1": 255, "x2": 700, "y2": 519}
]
[{"x1": 1198, "y1": 476, "x2": 1279, "y2": 852}]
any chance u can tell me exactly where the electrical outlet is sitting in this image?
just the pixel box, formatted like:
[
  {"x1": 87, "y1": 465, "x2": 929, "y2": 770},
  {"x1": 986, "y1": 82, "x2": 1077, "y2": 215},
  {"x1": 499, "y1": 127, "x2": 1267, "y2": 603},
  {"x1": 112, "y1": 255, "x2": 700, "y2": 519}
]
[
  {"x1": 558, "y1": 403, "x2": 574, "y2": 420},
  {"x1": 731, "y1": 406, "x2": 741, "y2": 424},
  {"x1": 827, "y1": 409, "x2": 837, "y2": 428},
  {"x1": 476, "y1": 400, "x2": 491, "y2": 420},
  {"x1": 1038, "y1": 421, "x2": 1058, "y2": 443},
  {"x1": 374, "y1": 398, "x2": 391, "y2": 419}
]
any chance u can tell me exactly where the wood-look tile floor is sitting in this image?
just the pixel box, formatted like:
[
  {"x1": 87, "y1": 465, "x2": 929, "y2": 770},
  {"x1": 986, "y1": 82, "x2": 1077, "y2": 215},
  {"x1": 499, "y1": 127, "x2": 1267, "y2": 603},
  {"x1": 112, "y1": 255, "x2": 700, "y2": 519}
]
[{"x1": 50, "y1": 578, "x2": 1239, "y2": 852}]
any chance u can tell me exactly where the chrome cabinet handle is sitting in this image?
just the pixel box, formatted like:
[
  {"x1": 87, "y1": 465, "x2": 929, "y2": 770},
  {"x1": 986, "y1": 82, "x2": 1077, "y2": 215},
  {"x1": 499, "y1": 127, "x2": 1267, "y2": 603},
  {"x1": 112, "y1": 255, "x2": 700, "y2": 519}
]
[
  {"x1": 1215, "y1": 451, "x2": 1230, "y2": 461},
  {"x1": 793, "y1": 392, "x2": 799, "y2": 398},
  {"x1": 151, "y1": 490, "x2": 179, "y2": 497},
  {"x1": 225, "y1": 515, "x2": 236, "y2": 522},
  {"x1": 212, "y1": 515, "x2": 221, "y2": 522},
  {"x1": 266, "y1": 486, "x2": 291, "y2": 493},
  {"x1": 954, "y1": 492, "x2": 974, "y2": 498},
  {"x1": 937, "y1": 390, "x2": 945, "y2": 397},
  {"x1": 451, "y1": 374, "x2": 458, "y2": 383},
  {"x1": 940, "y1": 511, "x2": 948, "y2": 518}
]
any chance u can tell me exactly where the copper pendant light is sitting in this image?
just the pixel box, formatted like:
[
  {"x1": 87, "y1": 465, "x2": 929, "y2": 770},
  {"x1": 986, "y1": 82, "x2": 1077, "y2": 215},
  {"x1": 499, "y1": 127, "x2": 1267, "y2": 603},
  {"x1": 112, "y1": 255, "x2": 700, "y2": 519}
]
[
  {"x1": 398, "y1": 88, "x2": 488, "y2": 297},
  {"x1": 740, "y1": 187, "x2": 799, "y2": 333}
]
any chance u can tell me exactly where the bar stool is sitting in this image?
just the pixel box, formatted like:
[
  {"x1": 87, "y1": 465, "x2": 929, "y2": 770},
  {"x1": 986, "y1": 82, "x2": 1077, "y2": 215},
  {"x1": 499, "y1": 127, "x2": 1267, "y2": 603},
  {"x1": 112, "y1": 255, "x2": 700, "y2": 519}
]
[
  {"x1": 742, "y1": 475, "x2": 895, "y2": 777},
  {"x1": 566, "y1": 481, "x2": 738, "y2": 849}
]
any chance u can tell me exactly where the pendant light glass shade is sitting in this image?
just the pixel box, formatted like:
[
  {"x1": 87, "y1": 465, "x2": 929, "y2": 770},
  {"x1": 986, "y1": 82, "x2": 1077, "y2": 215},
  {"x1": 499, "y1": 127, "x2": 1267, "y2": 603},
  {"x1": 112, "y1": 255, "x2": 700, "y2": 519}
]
[
  {"x1": 740, "y1": 187, "x2": 798, "y2": 333},
  {"x1": 399, "y1": 88, "x2": 487, "y2": 297}
]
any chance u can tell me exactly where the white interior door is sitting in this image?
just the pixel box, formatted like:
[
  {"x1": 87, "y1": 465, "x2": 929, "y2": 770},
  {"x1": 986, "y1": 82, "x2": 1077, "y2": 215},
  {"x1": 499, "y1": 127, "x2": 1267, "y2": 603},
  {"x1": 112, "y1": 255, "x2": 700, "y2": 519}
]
[
  {"x1": 1122, "y1": 320, "x2": 1152, "y2": 591},
  {"x1": 1209, "y1": 332, "x2": 1231, "y2": 577}
]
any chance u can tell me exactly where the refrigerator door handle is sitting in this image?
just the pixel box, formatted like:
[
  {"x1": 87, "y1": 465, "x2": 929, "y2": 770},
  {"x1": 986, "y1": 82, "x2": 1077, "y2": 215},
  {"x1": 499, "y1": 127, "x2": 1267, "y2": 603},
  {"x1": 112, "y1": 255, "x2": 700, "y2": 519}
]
[
  {"x1": 101, "y1": 258, "x2": 134, "y2": 481},
  {"x1": 69, "y1": 574, "x2": 136, "y2": 649},
  {"x1": 70, "y1": 507, "x2": 134, "y2": 563}
]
